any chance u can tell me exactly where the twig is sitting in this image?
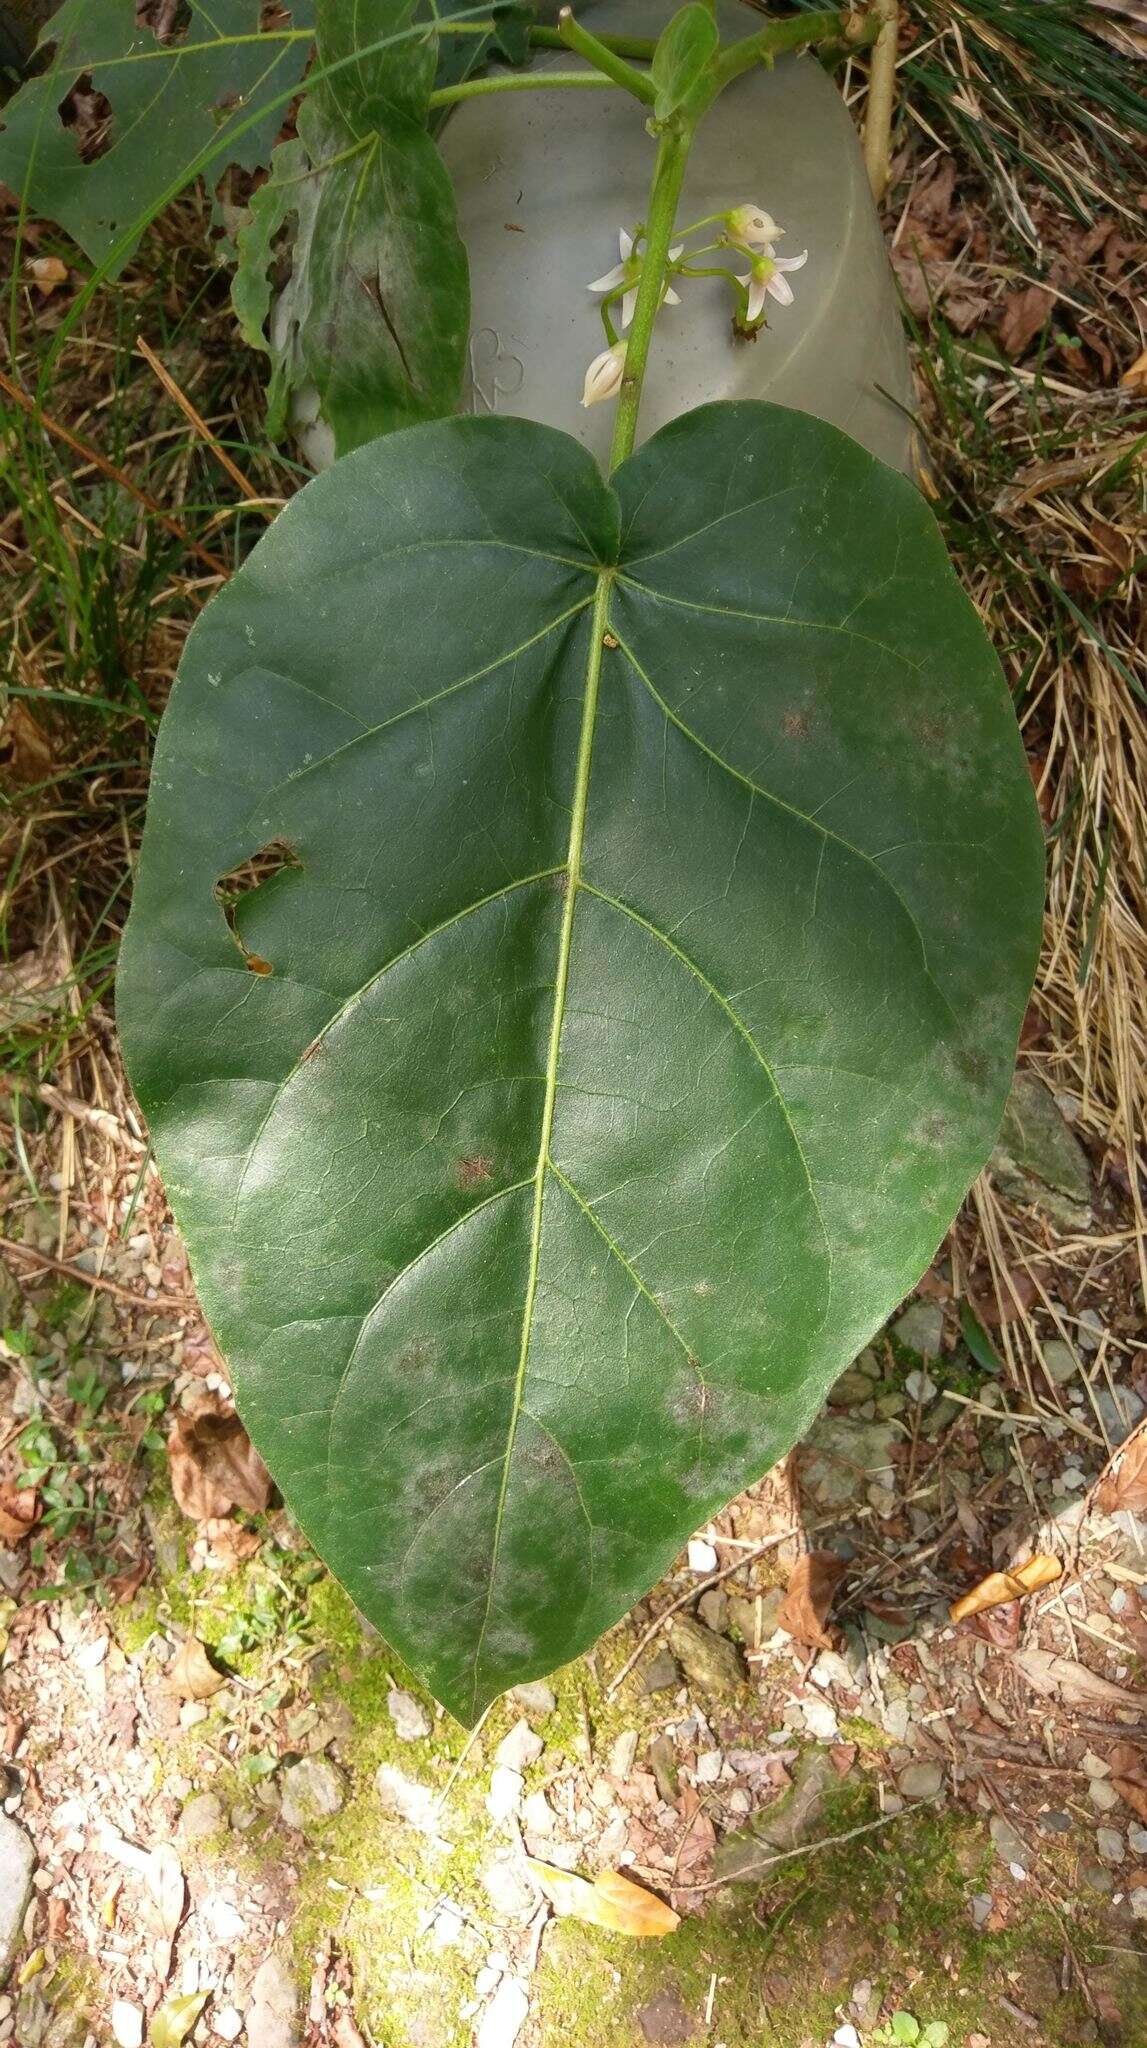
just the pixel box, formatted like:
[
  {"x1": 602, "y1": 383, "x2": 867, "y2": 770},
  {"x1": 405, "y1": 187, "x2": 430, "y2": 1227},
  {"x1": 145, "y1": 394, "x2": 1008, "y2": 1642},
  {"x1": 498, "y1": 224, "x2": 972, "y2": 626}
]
[
  {"x1": 0, "y1": 365, "x2": 230, "y2": 578},
  {"x1": 864, "y1": 0, "x2": 899, "y2": 200},
  {"x1": 606, "y1": 1524, "x2": 802, "y2": 1696},
  {"x1": 693, "y1": 1803, "x2": 912, "y2": 1891},
  {"x1": 135, "y1": 338, "x2": 272, "y2": 513},
  {"x1": 0, "y1": 1234, "x2": 192, "y2": 1313}
]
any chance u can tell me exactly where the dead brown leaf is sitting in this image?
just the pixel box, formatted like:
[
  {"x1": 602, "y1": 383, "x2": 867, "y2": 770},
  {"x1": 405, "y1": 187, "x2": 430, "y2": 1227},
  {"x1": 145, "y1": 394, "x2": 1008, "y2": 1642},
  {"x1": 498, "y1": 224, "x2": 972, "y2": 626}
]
[
  {"x1": 166, "y1": 1635, "x2": 226, "y2": 1701},
  {"x1": 998, "y1": 284, "x2": 1055, "y2": 358},
  {"x1": 146, "y1": 1841, "x2": 185, "y2": 1981},
  {"x1": 26, "y1": 256, "x2": 68, "y2": 295},
  {"x1": 0, "y1": 1483, "x2": 42, "y2": 1545},
  {"x1": 1113, "y1": 1778, "x2": 1147, "y2": 1824},
  {"x1": 331, "y1": 2015, "x2": 367, "y2": 2048},
  {"x1": 1122, "y1": 344, "x2": 1147, "y2": 392},
  {"x1": 167, "y1": 1390, "x2": 271, "y2": 1520},
  {"x1": 0, "y1": 701, "x2": 54, "y2": 785},
  {"x1": 1013, "y1": 1648, "x2": 1143, "y2": 1710},
  {"x1": 528, "y1": 1860, "x2": 679, "y2": 1937},
  {"x1": 1098, "y1": 1423, "x2": 1147, "y2": 1515},
  {"x1": 949, "y1": 1553, "x2": 1061, "y2": 1623},
  {"x1": 776, "y1": 1550, "x2": 847, "y2": 1649}
]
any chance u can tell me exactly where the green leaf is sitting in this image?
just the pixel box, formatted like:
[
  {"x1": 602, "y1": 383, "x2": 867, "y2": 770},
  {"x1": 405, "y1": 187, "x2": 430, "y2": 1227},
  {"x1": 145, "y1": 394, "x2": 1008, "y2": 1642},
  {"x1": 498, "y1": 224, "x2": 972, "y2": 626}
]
[
  {"x1": 651, "y1": 2, "x2": 719, "y2": 122},
  {"x1": 891, "y1": 2018, "x2": 921, "y2": 2045},
  {"x1": 231, "y1": 5, "x2": 469, "y2": 455},
  {"x1": 0, "y1": 0, "x2": 313, "y2": 271},
  {"x1": 118, "y1": 403, "x2": 1043, "y2": 1723},
  {"x1": 432, "y1": 0, "x2": 533, "y2": 120},
  {"x1": 150, "y1": 1993, "x2": 210, "y2": 2048},
  {"x1": 922, "y1": 2025, "x2": 950, "y2": 2047}
]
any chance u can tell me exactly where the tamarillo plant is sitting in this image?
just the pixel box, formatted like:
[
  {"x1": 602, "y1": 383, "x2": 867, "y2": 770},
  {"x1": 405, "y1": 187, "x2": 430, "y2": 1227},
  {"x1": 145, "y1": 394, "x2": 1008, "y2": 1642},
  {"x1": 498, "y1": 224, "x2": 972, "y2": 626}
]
[{"x1": 4, "y1": 0, "x2": 1044, "y2": 1721}]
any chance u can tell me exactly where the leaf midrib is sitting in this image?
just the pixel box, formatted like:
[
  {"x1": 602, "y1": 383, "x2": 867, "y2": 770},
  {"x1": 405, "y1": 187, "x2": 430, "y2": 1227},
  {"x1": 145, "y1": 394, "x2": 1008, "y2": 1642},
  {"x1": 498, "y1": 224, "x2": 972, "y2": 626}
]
[{"x1": 467, "y1": 570, "x2": 613, "y2": 1705}]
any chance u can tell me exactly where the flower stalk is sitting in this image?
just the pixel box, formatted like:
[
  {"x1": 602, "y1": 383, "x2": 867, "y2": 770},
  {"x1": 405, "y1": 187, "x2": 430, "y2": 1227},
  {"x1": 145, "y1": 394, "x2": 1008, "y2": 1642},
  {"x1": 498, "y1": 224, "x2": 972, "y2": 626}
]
[{"x1": 607, "y1": 118, "x2": 695, "y2": 474}]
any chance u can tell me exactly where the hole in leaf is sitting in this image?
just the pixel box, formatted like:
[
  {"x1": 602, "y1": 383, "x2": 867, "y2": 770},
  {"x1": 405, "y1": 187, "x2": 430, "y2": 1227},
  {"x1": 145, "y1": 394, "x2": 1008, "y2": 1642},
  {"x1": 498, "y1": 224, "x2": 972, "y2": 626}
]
[
  {"x1": 58, "y1": 76, "x2": 114, "y2": 162},
  {"x1": 214, "y1": 840, "x2": 302, "y2": 973},
  {"x1": 136, "y1": 0, "x2": 192, "y2": 44}
]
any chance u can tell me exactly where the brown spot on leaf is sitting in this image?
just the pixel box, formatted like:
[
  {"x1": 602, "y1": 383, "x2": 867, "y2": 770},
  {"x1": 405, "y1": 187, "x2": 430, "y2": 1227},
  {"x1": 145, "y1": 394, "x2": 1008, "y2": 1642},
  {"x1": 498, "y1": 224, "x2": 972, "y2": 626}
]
[
  {"x1": 781, "y1": 710, "x2": 810, "y2": 740},
  {"x1": 457, "y1": 1155, "x2": 494, "y2": 1190}
]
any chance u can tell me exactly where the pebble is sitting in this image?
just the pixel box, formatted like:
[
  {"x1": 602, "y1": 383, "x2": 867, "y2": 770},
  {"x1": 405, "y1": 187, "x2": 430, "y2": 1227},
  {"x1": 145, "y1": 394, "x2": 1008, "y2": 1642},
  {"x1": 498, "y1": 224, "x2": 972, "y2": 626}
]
[
  {"x1": 904, "y1": 1366, "x2": 938, "y2": 1404},
  {"x1": 894, "y1": 1302, "x2": 944, "y2": 1358},
  {"x1": 799, "y1": 1695, "x2": 838, "y2": 1742},
  {"x1": 898, "y1": 1762, "x2": 944, "y2": 1802},
  {"x1": 1082, "y1": 1750, "x2": 1111, "y2": 1778},
  {"x1": 1097, "y1": 1827, "x2": 1125, "y2": 1865},
  {"x1": 246, "y1": 1956, "x2": 299, "y2": 2048},
  {"x1": 180, "y1": 1792, "x2": 226, "y2": 1842},
  {"x1": 697, "y1": 1588, "x2": 728, "y2": 1634},
  {"x1": 694, "y1": 1749, "x2": 723, "y2": 1784},
  {"x1": 990, "y1": 1815, "x2": 1028, "y2": 1871},
  {"x1": 509, "y1": 1682, "x2": 556, "y2": 1716},
  {"x1": 1042, "y1": 1340, "x2": 1077, "y2": 1386},
  {"x1": 476, "y1": 1977, "x2": 529, "y2": 2048},
  {"x1": 1129, "y1": 1823, "x2": 1147, "y2": 1855},
  {"x1": 213, "y1": 2011, "x2": 244, "y2": 2043},
  {"x1": 520, "y1": 1789, "x2": 555, "y2": 1835},
  {"x1": 428, "y1": 1901, "x2": 465, "y2": 1949},
  {"x1": 608, "y1": 1730, "x2": 638, "y2": 1780},
  {"x1": 486, "y1": 1767, "x2": 523, "y2": 1822},
  {"x1": 1080, "y1": 1860, "x2": 1114, "y2": 1896},
  {"x1": 494, "y1": 1721, "x2": 544, "y2": 1774},
  {"x1": 970, "y1": 1893, "x2": 992, "y2": 1928},
  {"x1": 279, "y1": 1756, "x2": 345, "y2": 1832},
  {"x1": 832, "y1": 2029, "x2": 861, "y2": 2048},
  {"x1": 687, "y1": 1537, "x2": 718, "y2": 1574},
  {"x1": 376, "y1": 1764, "x2": 441, "y2": 1837},
  {"x1": 1130, "y1": 1888, "x2": 1147, "y2": 1922},
  {"x1": 1076, "y1": 1308, "x2": 1103, "y2": 1351},
  {"x1": 481, "y1": 1854, "x2": 535, "y2": 1920},
  {"x1": 1089, "y1": 1779, "x2": 1119, "y2": 1813},
  {"x1": 111, "y1": 2002, "x2": 143, "y2": 2048},
  {"x1": 0, "y1": 1815, "x2": 34, "y2": 1982},
  {"x1": 387, "y1": 1689, "x2": 431, "y2": 1742}
]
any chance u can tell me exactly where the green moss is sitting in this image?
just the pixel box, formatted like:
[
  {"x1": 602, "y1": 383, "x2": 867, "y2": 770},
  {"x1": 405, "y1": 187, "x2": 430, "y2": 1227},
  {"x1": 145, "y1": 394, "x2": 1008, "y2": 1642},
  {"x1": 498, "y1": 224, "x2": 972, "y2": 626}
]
[{"x1": 837, "y1": 1712, "x2": 893, "y2": 1751}]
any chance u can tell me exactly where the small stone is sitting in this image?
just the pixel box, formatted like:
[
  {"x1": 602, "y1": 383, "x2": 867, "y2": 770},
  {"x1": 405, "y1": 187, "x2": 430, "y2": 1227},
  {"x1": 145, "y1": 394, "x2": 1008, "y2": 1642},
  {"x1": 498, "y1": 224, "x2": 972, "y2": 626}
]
[
  {"x1": 832, "y1": 2028, "x2": 861, "y2": 2048},
  {"x1": 279, "y1": 1756, "x2": 345, "y2": 1832},
  {"x1": 1095, "y1": 1384, "x2": 1145, "y2": 1446},
  {"x1": 898, "y1": 1762, "x2": 944, "y2": 1802},
  {"x1": 904, "y1": 1366, "x2": 938, "y2": 1404},
  {"x1": 0, "y1": 1816, "x2": 35, "y2": 1982},
  {"x1": 696, "y1": 1589, "x2": 728, "y2": 1634},
  {"x1": 214, "y1": 2011, "x2": 243, "y2": 2043},
  {"x1": 494, "y1": 1720, "x2": 544, "y2": 1773},
  {"x1": 428, "y1": 1901, "x2": 465, "y2": 1948},
  {"x1": 1129, "y1": 1823, "x2": 1147, "y2": 1855},
  {"x1": 111, "y1": 2003, "x2": 143, "y2": 2048},
  {"x1": 648, "y1": 1734, "x2": 679, "y2": 1805},
  {"x1": 476, "y1": 1978, "x2": 529, "y2": 2048},
  {"x1": 799, "y1": 1694, "x2": 838, "y2": 1742},
  {"x1": 1042, "y1": 1341, "x2": 1077, "y2": 1387},
  {"x1": 687, "y1": 1537, "x2": 717, "y2": 1574},
  {"x1": 179, "y1": 1702, "x2": 209, "y2": 1729},
  {"x1": 486, "y1": 1767, "x2": 523, "y2": 1822},
  {"x1": 990, "y1": 1073, "x2": 1092, "y2": 1229},
  {"x1": 830, "y1": 1369, "x2": 874, "y2": 1407},
  {"x1": 990, "y1": 1815, "x2": 1028, "y2": 1870},
  {"x1": 1080, "y1": 1860, "x2": 1114, "y2": 1896},
  {"x1": 1076, "y1": 1307, "x2": 1103, "y2": 1351},
  {"x1": 203, "y1": 1894, "x2": 246, "y2": 1942},
  {"x1": 1038, "y1": 1810, "x2": 1072, "y2": 1835},
  {"x1": 510, "y1": 1682, "x2": 555, "y2": 1717},
  {"x1": 894, "y1": 1302, "x2": 944, "y2": 1359},
  {"x1": 246, "y1": 1957, "x2": 298, "y2": 2048},
  {"x1": 481, "y1": 1854, "x2": 534, "y2": 1920},
  {"x1": 179, "y1": 1792, "x2": 225, "y2": 1843},
  {"x1": 387, "y1": 1689, "x2": 431, "y2": 1742},
  {"x1": 638, "y1": 1648, "x2": 680, "y2": 1696},
  {"x1": 475, "y1": 1964, "x2": 502, "y2": 1996},
  {"x1": 1130, "y1": 1887, "x2": 1147, "y2": 1922},
  {"x1": 1097, "y1": 1827, "x2": 1125, "y2": 1865},
  {"x1": 1081, "y1": 1750, "x2": 1110, "y2": 1778},
  {"x1": 1089, "y1": 1779, "x2": 1119, "y2": 1813},
  {"x1": 970, "y1": 1893, "x2": 992, "y2": 1928},
  {"x1": 667, "y1": 1615, "x2": 746, "y2": 1696},
  {"x1": 520, "y1": 1789, "x2": 554, "y2": 1835},
  {"x1": 609, "y1": 1730, "x2": 638, "y2": 1780},
  {"x1": 694, "y1": 1749, "x2": 722, "y2": 1784}
]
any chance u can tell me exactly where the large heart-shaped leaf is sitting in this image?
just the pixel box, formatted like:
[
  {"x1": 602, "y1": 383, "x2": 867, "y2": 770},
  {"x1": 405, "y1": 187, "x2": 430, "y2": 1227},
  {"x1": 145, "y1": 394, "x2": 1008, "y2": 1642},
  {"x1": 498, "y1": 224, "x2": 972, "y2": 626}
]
[{"x1": 118, "y1": 404, "x2": 1043, "y2": 1722}]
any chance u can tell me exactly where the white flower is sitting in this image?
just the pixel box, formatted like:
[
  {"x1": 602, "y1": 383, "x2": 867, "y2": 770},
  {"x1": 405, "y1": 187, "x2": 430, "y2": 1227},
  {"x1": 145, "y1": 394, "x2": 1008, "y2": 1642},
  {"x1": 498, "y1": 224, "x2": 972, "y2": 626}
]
[
  {"x1": 588, "y1": 229, "x2": 683, "y2": 329},
  {"x1": 581, "y1": 339, "x2": 627, "y2": 407},
  {"x1": 724, "y1": 203, "x2": 783, "y2": 252},
  {"x1": 744, "y1": 246, "x2": 807, "y2": 322}
]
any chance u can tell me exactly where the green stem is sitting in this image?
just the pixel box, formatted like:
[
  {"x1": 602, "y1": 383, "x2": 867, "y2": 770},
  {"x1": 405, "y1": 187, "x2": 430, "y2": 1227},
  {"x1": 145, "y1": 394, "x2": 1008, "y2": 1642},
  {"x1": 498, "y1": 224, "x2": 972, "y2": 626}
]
[
  {"x1": 530, "y1": 24, "x2": 657, "y2": 60},
  {"x1": 557, "y1": 6, "x2": 659, "y2": 106},
  {"x1": 702, "y1": 6, "x2": 875, "y2": 106},
  {"x1": 428, "y1": 69, "x2": 623, "y2": 108},
  {"x1": 607, "y1": 120, "x2": 694, "y2": 474}
]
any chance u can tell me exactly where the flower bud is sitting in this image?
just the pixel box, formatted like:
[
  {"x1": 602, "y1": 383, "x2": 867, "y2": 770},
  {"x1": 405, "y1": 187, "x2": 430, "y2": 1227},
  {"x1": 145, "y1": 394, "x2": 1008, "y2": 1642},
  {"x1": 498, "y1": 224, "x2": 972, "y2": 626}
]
[
  {"x1": 724, "y1": 204, "x2": 782, "y2": 251},
  {"x1": 581, "y1": 340, "x2": 627, "y2": 408}
]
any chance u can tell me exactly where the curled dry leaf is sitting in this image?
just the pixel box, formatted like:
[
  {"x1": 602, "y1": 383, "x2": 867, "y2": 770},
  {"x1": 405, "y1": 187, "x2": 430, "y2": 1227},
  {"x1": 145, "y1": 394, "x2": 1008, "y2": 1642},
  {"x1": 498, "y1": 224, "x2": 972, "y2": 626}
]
[
  {"x1": 1098, "y1": 1423, "x2": 1147, "y2": 1516},
  {"x1": 27, "y1": 255, "x2": 68, "y2": 294},
  {"x1": 1113, "y1": 1778, "x2": 1147, "y2": 1824},
  {"x1": 166, "y1": 1634, "x2": 226, "y2": 1701},
  {"x1": 949, "y1": 1553, "x2": 1061, "y2": 1623},
  {"x1": 146, "y1": 1842, "x2": 185, "y2": 1980},
  {"x1": 1013, "y1": 1648, "x2": 1144, "y2": 1710},
  {"x1": 776, "y1": 1550, "x2": 847, "y2": 1650},
  {"x1": 149, "y1": 1991, "x2": 210, "y2": 2048},
  {"x1": 167, "y1": 1389, "x2": 272, "y2": 1520},
  {"x1": 528, "y1": 1859, "x2": 679, "y2": 1938},
  {"x1": 1121, "y1": 345, "x2": 1147, "y2": 393},
  {"x1": 0, "y1": 1483, "x2": 42, "y2": 1545}
]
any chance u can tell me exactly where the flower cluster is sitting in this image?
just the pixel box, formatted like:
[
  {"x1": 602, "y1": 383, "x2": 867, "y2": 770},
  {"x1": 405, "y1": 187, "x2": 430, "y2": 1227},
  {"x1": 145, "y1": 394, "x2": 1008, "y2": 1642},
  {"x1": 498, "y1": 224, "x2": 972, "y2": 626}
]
[{"x1": 581, "y1": 200, "x2": 808, "y2": 406}]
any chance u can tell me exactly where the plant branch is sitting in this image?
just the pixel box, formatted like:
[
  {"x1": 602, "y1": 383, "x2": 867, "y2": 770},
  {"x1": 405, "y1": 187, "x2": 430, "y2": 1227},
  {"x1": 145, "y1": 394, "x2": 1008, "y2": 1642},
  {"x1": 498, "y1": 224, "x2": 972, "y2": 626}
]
[
  {"x1": 530, "y1": 24, "x2": 656, "y2": 60},
  {"x1": 703, "y1": 6, "x2": 877, "y2": 106},
  {"x1": 557, "y1": 6, "x2": 658, "y2": 106},
  {"x1": 863, "y1": 0, "x2": 900, "y2": 199},
  {"x1": 428, "y1": 68, "x2": 622, "y2": 107},
  {"x1": 607, "y1": 120, "x2": 694, "y2": 474}
]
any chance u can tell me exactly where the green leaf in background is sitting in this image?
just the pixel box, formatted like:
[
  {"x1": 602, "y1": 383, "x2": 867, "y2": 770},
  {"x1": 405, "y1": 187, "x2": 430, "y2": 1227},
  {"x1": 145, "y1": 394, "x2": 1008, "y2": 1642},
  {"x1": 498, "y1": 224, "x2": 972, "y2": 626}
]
[
  {"x1": 0, "y1": 0, "x2": 314, "y2": 271},
  {"x1": 231, "y1": 0, "x2": 469, "y2": 455},
  {"x1": 650, "y1": 2, "x2": 719, "y2": 123},
  {"x1": 431, "y1": 0, "x2": 534, "y2": 121},
  {"x1": 118, "y1": 403, "x2": 1044, "y2": 1722}
]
